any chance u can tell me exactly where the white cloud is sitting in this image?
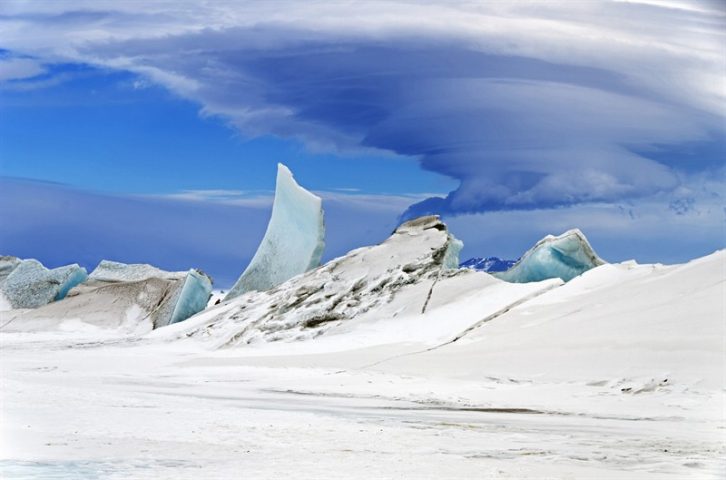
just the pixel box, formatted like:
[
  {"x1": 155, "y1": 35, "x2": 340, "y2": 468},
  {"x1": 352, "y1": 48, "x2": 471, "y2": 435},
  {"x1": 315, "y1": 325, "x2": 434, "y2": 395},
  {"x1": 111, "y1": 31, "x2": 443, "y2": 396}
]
[
  {"x1": 0, "y1": 0, "x2": 723, "y2": 216},
  {"x1": 0, "y1": 57, "x2": 45, "y2": 81}
]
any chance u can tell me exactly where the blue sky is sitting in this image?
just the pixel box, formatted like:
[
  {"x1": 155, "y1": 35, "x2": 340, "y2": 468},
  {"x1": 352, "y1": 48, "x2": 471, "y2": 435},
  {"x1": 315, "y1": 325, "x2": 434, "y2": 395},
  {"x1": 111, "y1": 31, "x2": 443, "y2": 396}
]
[
  {"x1": 0, "y1": 1, "x2": 724, "y2": 286},
  {"x1": 1, "y1": 64, "x2": 452, "y2": 195}
]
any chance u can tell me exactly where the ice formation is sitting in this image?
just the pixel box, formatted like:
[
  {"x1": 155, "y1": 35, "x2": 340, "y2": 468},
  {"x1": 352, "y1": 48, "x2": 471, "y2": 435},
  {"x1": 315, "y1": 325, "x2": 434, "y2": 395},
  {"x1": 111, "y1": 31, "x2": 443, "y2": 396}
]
[
  {"x1": 0, "y1": 261, "x2": 212, "y2": 332},
  {"x1": 0, "y1": 256, "x2": 22, "y2": 283},
  {"x1": 225, "y1": 163, "x2": 325, "y2": 300},
  {"x1": 168, "y1": 269, "x2": 214, "y2": 325},
  {"x1": 494, "y1": 229, "x2": 605, "y2": 283},
  {"x1": 81, "y1": 261, "x2": 213, "y2": 327},
  {"x1": 88, "y1": 260, "x2": 176, "y2": 283},
  {"x1": 0, "y1": 257, "x2": 20, "y2": 312},
  {"x1": 160, "y1": 216, "x2": 559, "y2": 348},
  {"x1": 0, "y1": 256, "x2": 88, "y2": 309},
  {"x1": 443, "y1": 235, "x2": 464, "y2": 270}
]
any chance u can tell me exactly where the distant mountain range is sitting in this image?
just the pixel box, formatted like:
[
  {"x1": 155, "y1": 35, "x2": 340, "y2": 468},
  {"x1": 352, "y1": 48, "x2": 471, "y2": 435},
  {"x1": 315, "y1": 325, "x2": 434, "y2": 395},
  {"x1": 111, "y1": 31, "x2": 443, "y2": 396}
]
[{"x1": 460, "y1": 256, "x2": 517, "y2": 272}]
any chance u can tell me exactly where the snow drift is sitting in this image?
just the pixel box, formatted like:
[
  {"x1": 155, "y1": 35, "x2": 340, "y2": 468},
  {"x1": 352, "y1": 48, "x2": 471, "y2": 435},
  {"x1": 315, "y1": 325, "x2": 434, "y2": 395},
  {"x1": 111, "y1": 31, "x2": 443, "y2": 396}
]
[{"x1": 161, "y1": 215, "x2": 560, "y2": 349}]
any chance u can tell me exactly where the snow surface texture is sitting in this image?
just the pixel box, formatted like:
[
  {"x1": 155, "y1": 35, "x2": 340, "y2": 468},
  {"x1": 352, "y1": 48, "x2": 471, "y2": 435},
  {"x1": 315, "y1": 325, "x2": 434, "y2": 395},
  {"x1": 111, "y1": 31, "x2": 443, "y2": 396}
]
[
  {"x1": 495, "y1": 228, "x2": 606, "y2": 283},
  {"x1": 0, "y1": 256, "x2": 87, "y2": 309},
  {"x1": 460, "y1": 256, "x2": 516, "y2": 272},
  {"x1": 1, "y1": 248, "x2": 723, "y2": 478},
  {"x1": 225, "y1": 163, "x2": 325, "y2": 301},
  {"x1": 163, "y1": 215, "x2": 488, "y2": 348},
  {"x1": 0, "y1": 261, "x2": 212, "y2": 332}
]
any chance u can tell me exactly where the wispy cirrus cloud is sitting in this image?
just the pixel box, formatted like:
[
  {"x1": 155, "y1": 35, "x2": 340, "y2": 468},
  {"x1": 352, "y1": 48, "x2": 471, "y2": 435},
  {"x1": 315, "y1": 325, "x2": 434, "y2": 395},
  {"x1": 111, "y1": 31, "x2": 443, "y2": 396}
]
[{"x1": 158, "y1": 189, "x2": 272, "y2": 207}]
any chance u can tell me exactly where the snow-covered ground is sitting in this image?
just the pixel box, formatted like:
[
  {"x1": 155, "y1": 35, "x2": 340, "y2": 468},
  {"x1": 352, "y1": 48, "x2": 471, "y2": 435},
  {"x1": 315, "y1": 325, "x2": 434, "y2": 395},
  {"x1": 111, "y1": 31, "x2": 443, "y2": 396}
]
[{"x1": 2, "y1": 248, "x2": 724, "y2": 478}]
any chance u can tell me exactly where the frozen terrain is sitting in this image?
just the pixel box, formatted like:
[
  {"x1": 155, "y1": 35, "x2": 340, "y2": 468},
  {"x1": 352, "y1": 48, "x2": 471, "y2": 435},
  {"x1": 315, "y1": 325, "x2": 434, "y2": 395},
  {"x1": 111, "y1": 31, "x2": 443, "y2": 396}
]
[
  {"x1": 0, "y1": 222, "x2": 724, "y2": 479},
  {"x1": 225, "y1": 163, "x2": 325, "y2": 300},
  {"x1": 165, "y1": 216, "x2": 486, "y2": 349},
  {"x1": 0, "y1": 261, "x2": 212, "y2": 333}
]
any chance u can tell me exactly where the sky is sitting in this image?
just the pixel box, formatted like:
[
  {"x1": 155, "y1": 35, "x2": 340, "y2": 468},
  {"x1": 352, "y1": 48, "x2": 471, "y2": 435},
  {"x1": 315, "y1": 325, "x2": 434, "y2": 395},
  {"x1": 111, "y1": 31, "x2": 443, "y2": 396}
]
[{"x1": 0, "y1": 0, "x2": 724, "y2": 286}]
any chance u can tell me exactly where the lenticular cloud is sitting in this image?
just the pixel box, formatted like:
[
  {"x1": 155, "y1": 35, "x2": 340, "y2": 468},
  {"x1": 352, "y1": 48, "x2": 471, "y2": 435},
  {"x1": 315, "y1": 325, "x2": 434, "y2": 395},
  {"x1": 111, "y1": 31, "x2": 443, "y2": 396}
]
[{"x1": 1, "y1": 1, "x2": 724, "y2": 215}]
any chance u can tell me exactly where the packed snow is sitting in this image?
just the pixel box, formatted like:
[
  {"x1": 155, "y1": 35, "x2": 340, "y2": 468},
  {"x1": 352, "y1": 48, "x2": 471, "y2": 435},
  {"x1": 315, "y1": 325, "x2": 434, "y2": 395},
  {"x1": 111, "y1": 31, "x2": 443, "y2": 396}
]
[
  {"x1": 0, "y1": 217, "x2": 723, "y2": 479},
  {"x1": 156, "y1": 215, "x2": 552, "y2": 350},
  {"x1": 225, "y1": 163, "x2": 325, "y2": 300}
]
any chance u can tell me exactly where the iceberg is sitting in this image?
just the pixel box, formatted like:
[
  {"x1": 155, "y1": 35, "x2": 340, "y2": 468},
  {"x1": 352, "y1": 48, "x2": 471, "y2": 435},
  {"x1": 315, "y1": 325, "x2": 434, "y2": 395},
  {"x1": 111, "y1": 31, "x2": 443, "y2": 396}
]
[
  {"x1": 81, "y1": 260, "x2": 213, "y2": 327},
  {"x1": 87, "y1": 260, "x2": 176, "y2": 283},
  {"x1": 0, "y1": 257, "x2": 23, "y2": 311},
  {"x1": 0, "y1": 260, "x2": 213, "y2": 333},
  {"x1": 494, "y1": 229, "x2": 605, "y2": 283},
  {"x1": 169, "y1": 269, "x2": 214, "y2": 325},
  {"x1": 0, "y1": 257, "x2": 88, "y2": 309},
  {"x1": 225, "y1": 163, "x2": 325, "y2": 300},
  {"x1": 0, "y1": 256, "x2": 22, "y2": 283}
]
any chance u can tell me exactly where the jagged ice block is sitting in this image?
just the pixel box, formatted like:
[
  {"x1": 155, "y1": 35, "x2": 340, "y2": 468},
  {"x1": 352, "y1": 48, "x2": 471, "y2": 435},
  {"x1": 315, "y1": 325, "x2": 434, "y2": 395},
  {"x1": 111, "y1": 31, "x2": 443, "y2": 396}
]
[
  {"x1": 225, "y1": 163, "x2": 325, "y2": 300},
  {"x1": 494, "y1": 229, "x2": 605, "y2": 283},
  {"x1": 0, "y1": 257, "x2": 88, "y2": 309}
]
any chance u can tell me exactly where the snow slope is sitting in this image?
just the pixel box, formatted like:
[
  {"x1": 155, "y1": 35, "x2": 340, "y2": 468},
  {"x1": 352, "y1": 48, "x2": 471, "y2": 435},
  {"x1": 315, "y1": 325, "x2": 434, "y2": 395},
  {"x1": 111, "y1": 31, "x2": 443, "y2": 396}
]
[
  {"x1": 157, "y1": 215, "x2": 554, "y2": 351},
  {"x1": 0, "y1": 233, "x2": 723, "y2": 478}
]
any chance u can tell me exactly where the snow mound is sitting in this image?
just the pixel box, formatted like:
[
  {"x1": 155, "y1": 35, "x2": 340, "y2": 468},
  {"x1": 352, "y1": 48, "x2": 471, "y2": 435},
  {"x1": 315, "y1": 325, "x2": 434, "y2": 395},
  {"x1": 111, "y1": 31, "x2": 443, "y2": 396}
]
[
  {"x1": 495, "y1": 229, "x2": 605, "y2": 283},
  {"x1": 0, "y1": 256, "x2": 88, "y2": 309},
  {"x1": 0, "y1": 261, "x2": 212, "y2": 333},
  {"x1": 387, "y1": 250, "x2": 726, "y2": 390},
  {"x1": 225, "y1": 163, "x2": 325, "y2": 300},
  {"x1": 159, "y1": 215, "x2": 559, "y2": 349}
]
